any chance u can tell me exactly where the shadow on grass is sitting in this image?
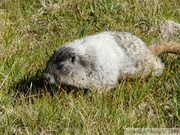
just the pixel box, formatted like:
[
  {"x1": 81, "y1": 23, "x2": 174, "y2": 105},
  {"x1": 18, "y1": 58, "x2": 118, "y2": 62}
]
[
  {"x1": 11, "y1": 69, "x2": 89, "y2": 98},
  {"x1": 11, "y1": 69, "x2": 54, "y2": 97}
]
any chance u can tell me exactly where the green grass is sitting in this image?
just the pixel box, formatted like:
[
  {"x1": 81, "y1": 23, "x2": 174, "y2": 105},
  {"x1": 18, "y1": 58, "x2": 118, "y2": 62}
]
[{"x1": 0, "y1": 0, "x2": 180, "y2": 134}]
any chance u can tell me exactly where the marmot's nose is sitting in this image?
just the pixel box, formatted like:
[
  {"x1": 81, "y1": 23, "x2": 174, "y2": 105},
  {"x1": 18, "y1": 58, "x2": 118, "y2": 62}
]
[{"x1": 43, "y1": 73, "x2": 56, "y2": 84}]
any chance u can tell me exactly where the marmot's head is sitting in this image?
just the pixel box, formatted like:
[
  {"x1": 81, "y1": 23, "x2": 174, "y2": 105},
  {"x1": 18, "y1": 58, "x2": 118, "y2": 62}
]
[
  {"x1": 43, "y1": 47, "x2": 77, "y2": 87},
  {"x1": 44, "y1": 45, "x2": 98, "y2": 89}
]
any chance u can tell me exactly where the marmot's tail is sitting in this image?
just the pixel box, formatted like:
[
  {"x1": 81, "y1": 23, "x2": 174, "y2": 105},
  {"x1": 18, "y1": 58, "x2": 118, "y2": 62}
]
[{"x1": 148, "y1": 41, "x2": 180, "y2": 56}]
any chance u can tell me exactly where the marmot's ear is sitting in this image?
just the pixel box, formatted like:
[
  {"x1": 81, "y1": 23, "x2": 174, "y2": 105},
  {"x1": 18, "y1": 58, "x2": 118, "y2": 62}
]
[{"x1": 69, "y1": 53, "x2": 76, "y2": 63}]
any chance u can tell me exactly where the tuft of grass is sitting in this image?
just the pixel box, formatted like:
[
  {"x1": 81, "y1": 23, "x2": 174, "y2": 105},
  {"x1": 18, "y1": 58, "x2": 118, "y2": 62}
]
[{"x1": 0, "y1": 0, "x2": 179, "y2": 134}]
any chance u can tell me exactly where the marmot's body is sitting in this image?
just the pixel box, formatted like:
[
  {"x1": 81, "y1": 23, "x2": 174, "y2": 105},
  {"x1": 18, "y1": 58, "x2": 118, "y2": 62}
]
[{"x1": 44, "y1": 31, "x2": 180, "y2": 90}]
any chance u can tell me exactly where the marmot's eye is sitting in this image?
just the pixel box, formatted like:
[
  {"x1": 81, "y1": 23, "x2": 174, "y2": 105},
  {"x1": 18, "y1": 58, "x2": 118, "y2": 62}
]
[{"x1": 57, "y1": 64, "x2": 64, "y2": 70}]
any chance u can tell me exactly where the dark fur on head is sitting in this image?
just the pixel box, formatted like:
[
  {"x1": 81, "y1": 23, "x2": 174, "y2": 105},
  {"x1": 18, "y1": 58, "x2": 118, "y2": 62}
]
[{"x1": 44, "y1": 47, "x2": 76, "y2": 84}]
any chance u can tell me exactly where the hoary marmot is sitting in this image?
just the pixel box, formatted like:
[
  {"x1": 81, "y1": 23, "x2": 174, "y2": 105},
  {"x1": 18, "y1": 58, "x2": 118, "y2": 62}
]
[{"x1": 44, "y1": 31, "x2": 180, "y2": 90}]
